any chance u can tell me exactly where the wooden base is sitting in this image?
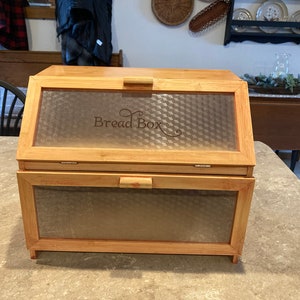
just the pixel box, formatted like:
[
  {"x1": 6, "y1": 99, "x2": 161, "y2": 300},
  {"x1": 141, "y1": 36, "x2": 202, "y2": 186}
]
[{"x1": 28, "y1": 239, "x2": 240, "y2": 264}]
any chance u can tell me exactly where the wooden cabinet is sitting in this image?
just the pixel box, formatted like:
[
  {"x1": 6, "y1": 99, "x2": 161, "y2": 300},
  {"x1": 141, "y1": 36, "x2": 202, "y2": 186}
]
[
  {"x1": 224, "y1": 0, "x2": 300, "y2": 45},
  {"x1": 250, "y1": 93, "x2": 300, "y2": 149},
  {"x1": 0, "y1": 50, "x2": 123, "y2": 87},
  {"x1": 16, "y1": 66, "x2": 255, "y2": 263}
]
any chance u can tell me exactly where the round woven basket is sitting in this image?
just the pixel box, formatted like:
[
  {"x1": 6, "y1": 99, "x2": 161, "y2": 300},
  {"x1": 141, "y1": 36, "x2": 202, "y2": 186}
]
[{"x1": 152, "y1": 0, "x2": 194, "y2": 26}]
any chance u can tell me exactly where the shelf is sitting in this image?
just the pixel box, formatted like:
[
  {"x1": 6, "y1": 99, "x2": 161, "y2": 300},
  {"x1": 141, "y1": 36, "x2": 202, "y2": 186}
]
[
  {"x1": 228, "y1": 31, "x2": 300, "y2": 44},
  {"x1": 224, "y1": 0, "x2": 300, "y2": 45},
  {"x1": 231, "y1": 20, "x2": 300, "y2": 27}
]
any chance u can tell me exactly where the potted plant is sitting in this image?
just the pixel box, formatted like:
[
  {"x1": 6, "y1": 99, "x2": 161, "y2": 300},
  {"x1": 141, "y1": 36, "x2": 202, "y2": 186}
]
[{"x1": 241, "y1": 73, "x2": 300, "y2": 94}]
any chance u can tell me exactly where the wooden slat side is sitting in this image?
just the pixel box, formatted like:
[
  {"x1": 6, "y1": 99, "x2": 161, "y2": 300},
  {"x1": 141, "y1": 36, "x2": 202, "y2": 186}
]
[
  {"x1": 230, "y1": 180, "x2": 255, "y2": 255},
  {"x1": 17, "y1": 172, "x2": 40, "y2": 248}
]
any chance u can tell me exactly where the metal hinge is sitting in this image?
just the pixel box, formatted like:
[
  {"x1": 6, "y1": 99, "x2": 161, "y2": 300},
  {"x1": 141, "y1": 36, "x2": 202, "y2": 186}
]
[{"x1": 194, "y1": 164, "x2": 211, "y2": 168}]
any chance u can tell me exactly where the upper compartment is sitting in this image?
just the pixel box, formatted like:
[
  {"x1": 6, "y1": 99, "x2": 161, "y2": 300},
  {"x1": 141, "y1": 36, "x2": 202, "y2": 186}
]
[{"x1": 17, "y1": 66, "x2": 255, "y2": 172}]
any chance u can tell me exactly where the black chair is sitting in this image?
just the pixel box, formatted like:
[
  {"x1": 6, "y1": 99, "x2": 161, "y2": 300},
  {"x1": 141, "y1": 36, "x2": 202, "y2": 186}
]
[
  {"x1": 276, "y1": 149, "x2": 299, "y2": 172},
  {"x1": 290, "y1": 150, "x2": 299, "y2": 172},
  {"x1": 0, "y1": 80, "x2": 26, "y2": 136}
]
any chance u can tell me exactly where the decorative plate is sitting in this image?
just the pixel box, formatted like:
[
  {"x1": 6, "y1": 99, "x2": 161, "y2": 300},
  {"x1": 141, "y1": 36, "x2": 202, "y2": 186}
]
[
  {"x1": 290, "y1": 10, "x2": 300, "y2": 34},
  {"x1": 152, "y1": 0, "x2": 194, "y2": 26},
  {"x1": 256, "y1": 0, "x2": 288, "y2": 33},
  {"x1": 232, "y1": 8, "x2": 253, "y2": 32}
]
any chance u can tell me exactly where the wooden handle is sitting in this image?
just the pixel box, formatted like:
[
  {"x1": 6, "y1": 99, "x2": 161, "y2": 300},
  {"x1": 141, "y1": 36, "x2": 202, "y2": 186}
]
[
  {"x1": 119, "y1": 177, "x2": 153, "y2": 189},
  {"x1": 123, "y1": 77, "x2": 153, "y2": 86}
]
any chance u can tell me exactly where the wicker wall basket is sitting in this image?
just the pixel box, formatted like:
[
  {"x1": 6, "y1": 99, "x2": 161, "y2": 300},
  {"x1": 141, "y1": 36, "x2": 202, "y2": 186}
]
[
  {"x1": 189, "y1": 0, "x2": 230, "y2": 32},
  {"x1": 152, "y1": 0, "x2": 194, "y2": 26}
]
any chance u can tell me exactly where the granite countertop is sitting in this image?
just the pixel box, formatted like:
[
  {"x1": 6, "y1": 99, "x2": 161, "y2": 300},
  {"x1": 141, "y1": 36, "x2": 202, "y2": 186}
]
[
  {"x1": 0, "y1": 137, "x2": 299, "y2": 299},
  {"x1": 249, "y1": 91, "x2": 300, "y2": 99}
]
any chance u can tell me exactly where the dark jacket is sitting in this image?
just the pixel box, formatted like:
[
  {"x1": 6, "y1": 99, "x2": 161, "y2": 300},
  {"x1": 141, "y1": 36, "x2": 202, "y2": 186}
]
[{"x1": 56, "y1": 0, "x2": 112, "y2": 66}]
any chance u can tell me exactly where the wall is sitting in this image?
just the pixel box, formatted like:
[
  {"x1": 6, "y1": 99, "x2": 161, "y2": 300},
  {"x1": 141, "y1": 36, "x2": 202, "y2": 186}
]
[{"x1": 26, "y1": 0, "x2": 300, "y2": 77}]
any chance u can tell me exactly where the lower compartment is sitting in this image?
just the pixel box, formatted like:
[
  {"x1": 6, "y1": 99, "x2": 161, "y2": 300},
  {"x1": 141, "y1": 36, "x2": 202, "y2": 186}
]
[{"x1": 17, "y1": 171, "x2": 255, "y2": 262}]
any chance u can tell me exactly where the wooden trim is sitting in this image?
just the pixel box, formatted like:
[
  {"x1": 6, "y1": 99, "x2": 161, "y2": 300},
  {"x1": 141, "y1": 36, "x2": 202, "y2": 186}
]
[
  {"x1": 17, "y1": 173, "x2": 40, "y2": 248},
  {"x1": 17, "y1": 171, "x2": 254, "y2": 190},
  {"x1": 30, "y1": 239, "x2": 237, "y2": 257},
  {"x1": 24, "y1": 6, "x2": 56, "y2": 20},
  {"x1": 22, "y1": 161, "x2": 250, "y2": 176}
]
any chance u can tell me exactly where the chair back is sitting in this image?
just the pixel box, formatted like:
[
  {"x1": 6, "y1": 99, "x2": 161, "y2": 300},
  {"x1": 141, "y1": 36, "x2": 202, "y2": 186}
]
[{"x1": 0, "y1": 80, "x2": 26, "y2": 136}]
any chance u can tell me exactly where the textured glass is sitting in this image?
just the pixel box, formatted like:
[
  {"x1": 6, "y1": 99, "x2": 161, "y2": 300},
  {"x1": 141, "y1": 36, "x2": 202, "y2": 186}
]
[
  {"x1": 35, "y1": 90, "x2": 236, "y2": 150},
  {"x1": 35, "y1": 187, "x2": 236, "y2": 243}
]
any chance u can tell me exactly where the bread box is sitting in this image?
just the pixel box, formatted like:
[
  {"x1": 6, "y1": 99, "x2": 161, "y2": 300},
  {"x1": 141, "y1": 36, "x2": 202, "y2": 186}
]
[{"x1": 16, "y1": 66, "x2": 255, "y2": 263}]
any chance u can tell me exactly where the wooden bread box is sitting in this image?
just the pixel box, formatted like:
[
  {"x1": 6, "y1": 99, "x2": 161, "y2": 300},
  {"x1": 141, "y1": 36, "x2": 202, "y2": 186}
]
[{"x1": 16, "y1": 66, "x2": 255, "y2": 263}]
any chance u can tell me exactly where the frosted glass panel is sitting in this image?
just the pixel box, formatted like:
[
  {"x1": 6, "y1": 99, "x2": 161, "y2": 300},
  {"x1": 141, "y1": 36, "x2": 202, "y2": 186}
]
[
  {"x1": 35, "y1": 90, "x2": 236, "y2": 150},
  {"x1": 35, "y1": 187, "x2": 236, "y2": 243}
]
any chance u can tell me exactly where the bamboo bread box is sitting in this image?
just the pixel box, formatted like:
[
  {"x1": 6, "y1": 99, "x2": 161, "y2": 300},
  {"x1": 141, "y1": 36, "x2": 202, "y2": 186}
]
[{"x1": 16, "y1": 66, "x2": 255, "y2": 263}]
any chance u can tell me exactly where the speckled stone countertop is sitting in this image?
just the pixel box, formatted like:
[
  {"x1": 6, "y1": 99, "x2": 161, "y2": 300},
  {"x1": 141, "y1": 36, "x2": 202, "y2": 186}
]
[{"x1": 0, "y1": 137, "x2": 299, "y2": 300}]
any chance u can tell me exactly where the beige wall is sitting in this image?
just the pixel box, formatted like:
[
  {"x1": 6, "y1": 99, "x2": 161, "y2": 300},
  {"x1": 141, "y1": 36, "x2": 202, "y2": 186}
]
[{"x1": 26, "y1": 0, "x2": 300, "y2": 76}]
